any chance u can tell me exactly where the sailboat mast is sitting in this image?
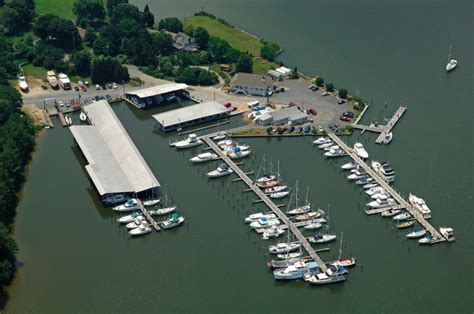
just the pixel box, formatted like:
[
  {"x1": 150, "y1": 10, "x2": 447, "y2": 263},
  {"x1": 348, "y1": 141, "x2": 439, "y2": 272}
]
[
  {"x1": 447, "y1": 38, "x2": 454, "y2": 62},
  {"x1": 295, "y1": 180, "x2": 299, "y2": 208},
  {"x1": 339, "y1": 232, "x2": 343, "y2": 259},
  {"x1": 305, "y1": 187, "x2": 309, "y2": 205},
  {"x1": 277, "y1": 161, "x2": 280, "y2": 182}
]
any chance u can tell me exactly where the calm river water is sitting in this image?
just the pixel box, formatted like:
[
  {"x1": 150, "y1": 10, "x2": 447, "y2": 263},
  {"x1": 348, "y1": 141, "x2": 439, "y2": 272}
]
[{"x1": 7, "y1": 0, "x2": 473, "y2": 313}]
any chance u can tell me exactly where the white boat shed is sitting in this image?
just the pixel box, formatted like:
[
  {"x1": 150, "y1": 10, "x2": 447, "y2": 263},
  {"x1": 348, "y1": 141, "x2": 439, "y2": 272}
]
[
  {"x1": 125, "y1": 83, "x2": 189, "y2": 109},
  {"x1": 70, "y1": 101, "x2": 160, "y2": 202}
]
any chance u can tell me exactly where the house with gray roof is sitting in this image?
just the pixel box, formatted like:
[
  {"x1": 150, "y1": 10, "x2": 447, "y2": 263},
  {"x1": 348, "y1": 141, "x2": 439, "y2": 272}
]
[{"x1": 229, "y1": 73, "x2": 275, "y2": 96}]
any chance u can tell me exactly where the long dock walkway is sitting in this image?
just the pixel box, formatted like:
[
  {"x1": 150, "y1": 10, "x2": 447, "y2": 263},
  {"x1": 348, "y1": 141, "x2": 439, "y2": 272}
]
[
  {"x1": 327, "y1": 133, "x2": 445, "y2": 243},
  {"x1": 202, "y1": 136, "x2": 328, "y2": 272},
  {"x1": 137, "y1": 199, "x2": 161, "y2": 232}
]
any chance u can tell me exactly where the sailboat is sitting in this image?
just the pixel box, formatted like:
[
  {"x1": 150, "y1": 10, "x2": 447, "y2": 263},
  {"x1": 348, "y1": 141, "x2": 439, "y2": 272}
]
[
  {"x1": 331, "y1": 232, "x2": 356, "y2": 267},
  {"x1": 287, "y1": 182, "x2": 311, "y2": 215},
  {"x1": 445, "y1": 38, "x2": 458, "y2": 72}
]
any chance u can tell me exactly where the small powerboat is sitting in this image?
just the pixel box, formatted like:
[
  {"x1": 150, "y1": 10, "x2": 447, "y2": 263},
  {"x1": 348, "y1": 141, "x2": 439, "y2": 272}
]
[
  {"x1": 381, "y1": 209, "x2": 401, "y2": 217},
  {"x1": 269, "y1": 242, "x2": 301, "y2": 254},
  {"x1": 207, "y1": 164, "x2": 233, "y2": 178},
  {"x1": 160, "y1": 214, "x2": 185, "y2": 229},
  {"x1": 129, "y1": 224, "x2": 152, "y2": 236},
  {"x1": 277, "y1": 252, "x2": 302, "y2": 260},
  {"x1": 439, "y1": 227, "x2": 455, "y2": 242},
  {"x1": 143, "y1": 198, "x2": 160, "y2": 207},
  {"x1": 117, "y1": 212, "x2": 142, "y2": 224},
  {"x1": 397, "y1": 221, "x2": 415, "y2": 229},
  {"x1": 244, "y1": 212, "x2": 277, "y2": 223},
  {"x1": 353, "y1": 142, "x2": 369, "y2": 159},
  {"x1": 313, "y1": 137, "x2": 331, "y2": 145},
  {"x1": 148, "y1": 206, "x2": 176, "y2": 216},
  {"x1": 392, "y1": 212, "x2": 411, "y2": 221},
  {"x1": 250, "y1": 217, "x2": 280, "y2": 229},
  {"x1": 113, "y1": 198, "x2": 139, "y2": 212},
  {"x1": 382, "y1": 132, "x2": 393, "y2": 144},
  {"x1": 269, "y1": 191, "x2": 289, "y2": 199},
  {"x1": 265, "y1": 185, "x2": 287, "y2": 194},
  {"x1": 341, "y1": 161, "x2": 357, "y2": 170},
  {"x1": 303, "y1": 222, "x2": 322, "y2": 230},
  {"x1": 190, "y1": 152, "x2": 218, "y2": 163},
  {"x1": 171, "y1": 134, "x2": 202, "y2": 149},
  {"x1": 308, "y1": 234, "x2": 337, "y2": 244},
  {"x1": 406, "y1": 227, "x2": 427, "y2": 238},
  {"x1": 286, "y1": 204, "x2": 311, "y2": 215}
]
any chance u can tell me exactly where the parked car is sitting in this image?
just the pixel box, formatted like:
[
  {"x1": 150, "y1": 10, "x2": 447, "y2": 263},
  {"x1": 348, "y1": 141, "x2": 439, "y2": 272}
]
[
  {"x1": 74, "y1": 86, "x2": 79, "y2": 91},
  {"x1": 340, "y1": 115, "x2": 352, "y2": 122},
  {"x1": 66, "y1": 101, "x2": 71, "y2": 107},
  {"x1": 81, "y1": 85, "x2": 87, "y2": 92},
  {"x1": 328, "y1": 124, "x2": 341, "y2": 131},
  {"x1": 338, "y1": 99, "x2": 346, "y2": 104},
  {"x1": 112, "y1": 82, "x2": 118, "y2": 89},
  {"x1": 106, "y1": 83, "x2": 112, "y2": 89},
  {"x1": 57, "y1": 100, "x2": 64, "y2": 107},
  {"x1": 77, "y1": 80, "x2": 84, "y2": 87},
  {"x1": 311, "y1": 86, "x2": 319, "y2": 91},
  {"x1": 279, "y1": 87, "x2": 285, "y2": 92},
  {"x1": 224, "y1": 102, "x2": 232, "y2": 108},
  {"x1": 322, "y1": 92, "x2": 330, "y2": 96},
  {"x1": 95, "y1": 84, "x2": 101, "y2": 90},
  {"x1": 308, "y1": 108, "x2": 317, "y2": 115},
  {"x1": 94, "y1": 95, "x2": 101, "y2": 101},
  {"x1": 343, "y1": 111, "x2": 354, "y2": 118},
  {"x1": 106, "y1": 94, "x2": 112, "y2": 101}
]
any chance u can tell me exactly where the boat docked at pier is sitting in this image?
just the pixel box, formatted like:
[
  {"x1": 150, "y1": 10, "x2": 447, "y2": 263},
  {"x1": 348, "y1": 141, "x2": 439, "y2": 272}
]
[
  {"x1": 113, "y1": 198, "x2": 139, "y2": 212},
  {"x1": 265, "y1": 185, "x2": 287, "y2": 194},
  {"x1": 308, "y1": 234, "x2": 337, "y2": 244},
  {"x1": 303, "y1": 221, "x2": 323, "y2": 230},
  {"x1": 273, "y1": 261, "x2": 319, "y2": 280},
  {"x1": 381, "y1": 209, "x2": 401, "y2": 217},
  {"x1": 382, "y1": 132, "x2": 393, "y2": 144},
  {"x1": 366, "y1": 198, "x2": 397, "y2": 209},
  {"x1": 406, "y1": 227, "x2": 427, "y2": 238},
  {"x1": 397, "y1": 221, "x2": 415, "y2": 229},
  {"x1": 408, "y1": 193, "x2": 432, "y2": 219},
  {"x1": 318, "y1": 142, "x2": 334, "y2": 149},
  {"x1": 262, "y1": 226, "x2": 285, "y2": 240},
  {"x1": 143, "y1": 198, "x2": 160, "y2": 207},
  {"x1": 117, "y1": 212, "x2": 143, "y2": 224},
  {"x1": 267, "y1": 257, "x2": 305, "y2": 269},
  {"x1": 207, "y1": 164, "x2": 233, "y2": 178},
  {"x1": 269, "y1": 242, "x2": 301, "y2": 254},
  {"x1": 126, "y1": 217, "x2": 146, "y2": 229},
  {"x1": 371, "y1": 161, "x2": 395, "y2": 183},
  {"x1": 228, "y1": 149, "x2": 251, "y2": 160},
  {"x1": 287, "y1": 204, "x2": 311, "y2": 215},
  {"x1": 439, "y1": 227, "x2": 455, "y2": 242},
  {"x1": 129, "y1": 224, "x2": 152, "y2": 236},
  {"x1": 149, "y1": 206, "x2": 176, "y2": 216},
  {"x1": 293, "y1": 210, "x2": 323, "y2": 221},
  {"x1": 277, "y1": 252, "x2": 302, "y2": 260},
  {"x1": 392, "y1": 212, "x2": 411, "y2": 221},
  {"x1": 171, "y1": 134, "x2": 202, "y2": 149},
  {"x1": 244, "y1": 212, "x2": 277, "y2": 223},
  {"x1": 305, "y1": 271, "x2": 346, "y2": 285},
  {"x1": 324, "y1": 147, "x2": 345, "y2": 158},
  {"x1": 160, "y1": 213, "x2": 185, "y2": 229},
  {"x1": 313, "y1": 137, "x2": 331, "y2": 145},
  {"x1": 190, "y1": 152, "x2": 219, "y2": 163},
  {"x1": 341, "y1": 161, "x2": 357, "y2": 170},
  {"x1": 353, "y1": 142, "x2": 369, "y2": 159},
  {"x1": 269, "y1": 191, "x2": 289, "y2": 199},
  {"x1": 250, "y1": 217, "x2": 280, "y2": 229},
  {"x1": 347, "y1": 171, "x2": 368, "y2": 181}
]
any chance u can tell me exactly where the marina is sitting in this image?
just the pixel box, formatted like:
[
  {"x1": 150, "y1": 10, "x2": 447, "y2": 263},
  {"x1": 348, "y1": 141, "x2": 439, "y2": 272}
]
[{"x1": 352, "y1": 106, "x2": 407, "y2": 143}]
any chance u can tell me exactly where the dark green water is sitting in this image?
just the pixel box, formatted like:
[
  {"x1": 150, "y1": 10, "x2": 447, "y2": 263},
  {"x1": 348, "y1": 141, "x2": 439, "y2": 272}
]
[{"x1": 7, "y1": 1, "x2": 473, "y2": 313}]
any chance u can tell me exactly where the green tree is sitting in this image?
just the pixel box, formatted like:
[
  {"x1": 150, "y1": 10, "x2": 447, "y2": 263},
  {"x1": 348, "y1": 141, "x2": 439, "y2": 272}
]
[
  {"x1": 158, "y1": 17, "x2": 183, "y2": 33},
  {"x1": 236, "y1": 53, "x2": 252, "y2": 73},
  {"x1": 91, "y1": 55, "x2": 129, "y2": 84},
  {"x1": 142, "y1": 4, "x2": 154, "y2": 27},
  {"x1": 338, "y1": 88, "x2": 348, "y2": 99},
  {"x1": 325, "y1": 83, "x2": 334, "y2": 92},
  {"x1": 183, "y1": 24, "x2": 194, "y2": 36},
  {"x1": 33, "y1": 14, "x2": 82, "y2": 49},
  {"x1": 73, "y1": 0, "x2": 106, "y2": 27},
  {"x1": 152, "y1": 31, "x2": 173, "y2": 55},
  {"x1": 260, "y1": 42, "x2": 279, "y2": 61},
  {"x1": 290, "y1": 67, "x2": 299, "y2": 79},
  {"x1": 6, "y1": 0, "x2": 35, "y2": 27},
  {"x1": 106, "y1": 0, "x2": 127, "y2": 14},
  {"x1": 193, "y1": 27, "x2": 209, "y2": 49},
  {"x1": 0, "y1": 7, "x2": 20, "y2": 34},
  {"x1": 74, "y1": 50, "x2": 91, "y2": 76},
  {"x1": 110, "y1": 3, "x2": 143, "y2": 25},
  {"x1": 84, "y1": 28, "x2": 98, "y2": 45},
  {"x1": 315, "y1": 76, "x2": 324, "y2": 86}
]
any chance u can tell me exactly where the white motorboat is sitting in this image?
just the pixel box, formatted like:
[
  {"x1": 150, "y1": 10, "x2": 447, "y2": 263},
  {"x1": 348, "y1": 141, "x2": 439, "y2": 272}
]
[
  {"x1": 113, "y1": 198, "x2": 139, "y2": 212},
  {"x1": 392, "y1": 212, "x2": 411, "y2": 221},
  {"x1": 332, "y1": 257, "x2": 356, "y2": 268},
  {"x1": 265, "y1": 185, "x2": 287, "y2": 194},
  {"x1": 171, "y1": 134, "x2": 203, "y2": 149},
  {"x1": 149, "y1": 206, "x2": 176, "y2": 216},
  {"x1": 287, "y1": 204, "x2": 311, "y2": 215},
  {"x1": 318, "y1": 142, "x2": 333, "y2": 149},
  {"x1": 269, "y1": 242, "x2": 301, "y2": 254},
  {"x1": 18, "y1": 75, "x2": 28, "y2": 91},
  {"x1": 382, "y1": 132, "x2": 393, "y2": 144},
  {"x1": 228, "y1": 149, "x2": 251, "y2": 160},
  {"x1": 355, "y1": 177, "x2": 373, "y2": 185},
  {"x1": 223, "y1": 143, "x2": 250, "y2": 152},
  {"x1": 190, "y1": 152, "x2": 218, "y2": 163},
  {"x1": 397, "y1": 221, "x2": 415, "y2": 229},
  {"x1": 371, "y1": 161, "x2": 395, "y2": 183},
  {"x1": 363, "y1": 183, "x2": 379, "y2": 189},
  {"x1": 341, "y1": 161, "x2": 357, "y2": 170},
  {"x1": 256, "y1": 174, "x2": 276, "y2": 183},
  {"x1": 277, "y1": 252, "x2": 302, "y2": 260},
  {"x1": 313, "y1": 137, "x2": 331, "y2": 145},
  {"x1": 371, "y1": 192, "x2": 389, "y2": 200},
  {"x1": 117, "y1": 212, "x2": 143, "y2": 224},
  {"x1": 406, "y1": 227, "x2": 427, "y2": 238},
  {"x1": 65, "y1": 115, "x2": 73, "y2": 125},
  {"x1": 324, "y1": 145, "x2": 340, "y2": 151},
  {"x1": 409, "y1": 193, "x2": 431, "y2": 219},
  {"x1": 143, "y1": 198, "x2": 160, "y2": 207},
  {"x1": 353, "y1": 142, "x2": 369, "y2": 159},
  {"x1": 212, "y1": 134, "x2": 226, "y2": 141},
  {"x1": 366, "y1": 186, "x2": 385, "y2": 196},
  {"x1": 445, "y1": 39, "x2": 458, "y2": 72},
  {"x1": 308, "y1": 234, "x2": 337, "y2": 244},
  {"x1": 305, "y1": 272, "x2": 346, "y2": 285},
  {"x1": 303, "y1": 222, "x2": 322, "y2": 230},
  {"x1": 79, "y1": 112, "x2": 87, "y2": 122},
  {"x1": 244, "y1": 212, "x2": 277, "y2": 223},
  {"x1": 324, "y1": 148, "x2": 345, "y2": 158},
  {"x1": 347, "y1": 171, "x2": 367, "y2": 181},
  {"x1": 366, "y1": 198, "x2": 396, "y2": 209},
  {"x1": 439, "y1": 227, "x2": 455, "y2": 242},
  {"x1": 207, "y1": 164, "x2": 233, "y2": 178},
  {"x1": 126, "y1": 217, "x2": 146, "y2": 229},
  {"x1": 250, "y1": 217, "x2": 280, "y2": 229},
  {"x1": 262, "y1": 226, "x2": 285, "y2": 240},
  {"x1": 217, "y1": 139, "x2": 232, "y2": 147},
  {"x1": 269, "y1": 191, "x2": 289, "y2": 199},
  {"x1": 160, "y1": 214, "x2": 185, "y2": 229},
  {"x1": 418, "y1": 234, "x2": 435, "y2": 245},
  {"x1": 273, "y1": 261, "x2": 319, "y2": 280},
  {"x1": 381, "y1": 209, "x2": 401, "y2": 217},
  {"x1": 129, "y1": 224, "x2": 152, "y2": 236},
  {"x1": 104, "y1": 194, "x2": 127, "y2": 205}
]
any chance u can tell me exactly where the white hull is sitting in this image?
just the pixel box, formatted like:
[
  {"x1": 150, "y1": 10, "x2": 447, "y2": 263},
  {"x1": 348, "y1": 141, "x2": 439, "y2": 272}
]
[
  {"x1": 244, "y1": 213, "x2": 276, "y2": 223},
  {"x1": 149, "y1": 206, "x2": 176, "y2": 216},
  {"x1": 341, "y1": 162, "x2": 356, "y2": 170},
  {"x1": 407, "y1": 229, "x2": 427, "y2": 238},
  {"x1": 117, "y1": 213, "x2": 143, "y2": 224},
  {"x1": 265, "y1": 185, "x2": 287, "y2": 194},
  {"x1": 129, "y1": 226, "x2": 152, "y2": 236},
  {"x1": 313, "y1": 137, "x2": 331, "y2": 145},
  {"x1": 287, "y1": 204, "x2": 311, "y2": 215},
  {"x1": 309, "y1": 234, "x2": 337, "y2": 243},
  {"x1": 269, "y1": 243, "x2": 301, "y2": 254},
  {"x1": 160, "y1": 216, "x2": 185, "y2": 229},
  {"x1": 190, "y1": 153, "x2": 218, "y2": 163},
  {"x1": 228, "y1": 150, "x2": 251, "y2": 159},
  {"x1": 269, "y1": 191, "x2": 289, "y2": 199},
  {"x1": 382, "y1": 132, "x2": 393, "y2": 144},
  {"x1": 143, "y1": 199, "x2": 160, "y2": 207},
  {"x1": 80, "y1": 112, "x2": 87, "y2": 122},
  {"x1": 250, "y1": 219, "x2": 280, "y2": 229},
  {"x1": 207, "y1": 169, "x2": 233, "y2": 178},
  {"x1": 303, "y1": 222, "x2": 322, "y2": 230}
]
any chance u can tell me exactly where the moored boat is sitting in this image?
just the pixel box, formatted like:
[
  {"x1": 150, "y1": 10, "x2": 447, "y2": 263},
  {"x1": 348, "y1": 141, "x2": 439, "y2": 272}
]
[
  {"x1": 313, "y1": 137, "x2": 331, "y2": 145},
  {"x1": 244, "y1": 212, "x2": 277, "y2": 223},
  {"x1": 129, "y1": 224, "x2": 152, "y2": 236},
  {"x1": 160, "y1": 213, "x2": 185, "y2": 229},
  {"x1": 381, "y1": 209, "x2": 401, "y2": 217},
  {"x1": 269, "y1": 242, "x2": 301, "y2": 254},
  {"x1": 305, "y1": 272, "x2": 346, "y2": 285},
  {"x1": 113, "y1": 198, "x2": 139, "y2": 212},
  {"x1": 287, "y1": 204, "x2": 311, "y2": 216},
  {"x1": 171, "y1": 134, "x2": 202, "y2": 149},
  {"x1": 397, "y1": 220, "x2": 415, "y2": 229},
  {"x1": 408, "y1": 193, "x2": 431, "y2": 219},
  {"x1": 117, "y1": 212, "x2": 142, "y2": 224},
  {"x1": 126, "y1": 217, "x2": 146, "y2": 229},
  {"x1": 148, "y1": 206, "x2": 176, "y2": 216},
  {"x1": 332, "y1": 257, "x2": 356, "y2": 268},
  {"x1": 143, "y1": 198, "x2": 160, "y2": 207},
  {"x1": 262, "y1": 226, "x2": 285, "y2": 240},
  {"x1": 80, "y1": 112, "x2": 87, "y2": 122},
  {"x1": 189, "y1": 152, "x2": 218, "y2": 163},
  {"x1": 265, "y1": 185, "x2": 287, "y2": 194},
  {"x1": 418, "y1": 233, "x2": 435, "y2": 245},
  {"x1": 293, "y1": 210, "x2": 322, "y2": 221},
  {"x1": 341, "y1": 161, "x2": 357, "y2": 170},
  {"x1": 303, "y1": 222, "x2": 323, "y2": 230},
  {"x1": 308, "y1": 234, "x2": 337, "y2": 244},
  {"x1": 207, "y1": 164, "x2": 233, "y2": 178},
  {"x1": 392, "y1": 212, "x2": 411, "y2": 221},
  {"x1": 250, "y1": 217, "x2": 280, "y2": 229},
  {"x1": 273, "y1": 261, "x2": 319, "y2": 280},
  {"x1": 318, "y1": 142, "x2": 333, "y2": 149},
  {"x1": 277, "y1": 252, "x2": 302, "y2": 260},
  {"x1": 382, "y1": 132, "x2": 393, "y2": 144},
  {"x1": 228, "y1": 149, "x2": 251, "y2": 160},
  {"x1": 439, "y1": 227, "x2": 455, "y2": 242},
  {"x1": 269, "y1": 191, "x2": 289, "y2": 199},
  {"x1": 406, "y1": 227, "x2": 427, "y2": 238},
  {"x1": 353, "y1": 142, "x2": 369, "y2": 159}
]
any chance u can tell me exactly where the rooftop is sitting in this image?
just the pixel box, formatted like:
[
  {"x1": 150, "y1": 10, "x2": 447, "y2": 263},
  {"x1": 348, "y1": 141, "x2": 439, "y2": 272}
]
[
  {"x1": 70, "y1": 100, "x2": 160, "y2": 196},
  {"x1": 152, "y1": 101, "x2": 229, "y2": 128},
  {"x1": 125, "y1": 83, "x2": 188, "y2": 99},
  {"x1": 230, "y1": 73, "x2": 273, "y2": 88},
  {"x1": 270, "y1": 106, "x2": 307, "y2": 121}
]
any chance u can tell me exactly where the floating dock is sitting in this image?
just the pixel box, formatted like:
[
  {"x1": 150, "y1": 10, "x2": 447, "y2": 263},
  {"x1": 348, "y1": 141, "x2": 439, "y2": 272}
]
[
  {"x1": 327, "y1": 133, "x2": 446, "y2": 243},
  {"x1": 202, "y1": 136, "x2": 328, "y2": 272},
  {"x1": 352, "y1": 106, "x2": 407, "y2": 144},
  {"x1": 136, "y1": 199, "x2": 161, "y2": 232}
]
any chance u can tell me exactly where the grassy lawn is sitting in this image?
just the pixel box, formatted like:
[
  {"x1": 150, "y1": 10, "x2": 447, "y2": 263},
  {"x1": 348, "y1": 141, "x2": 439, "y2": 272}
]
[
  {"x1": 184, "y1": 16, "x2": 263, "y2": 57},
  {"x1": 36, "y1": 0, "x2": 76, "y2": 20},
  {"x1": 253, "y1": 57, "x2": 279, "y2": 75},
  {"x1": 23, "y1": 64, "x2": 48, "y2": 80}
]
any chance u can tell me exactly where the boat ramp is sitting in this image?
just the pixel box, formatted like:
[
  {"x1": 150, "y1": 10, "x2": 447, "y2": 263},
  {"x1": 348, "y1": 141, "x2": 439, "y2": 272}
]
[
  {"x1": 201, "y1": 136, "x2": 329, "y2": 273},
  {"x1": 352, "y1": 106, "x2": 407, "y2": 144},
  {"x1": 327, "y1": 133, "x2": 446, "y2": 244}
]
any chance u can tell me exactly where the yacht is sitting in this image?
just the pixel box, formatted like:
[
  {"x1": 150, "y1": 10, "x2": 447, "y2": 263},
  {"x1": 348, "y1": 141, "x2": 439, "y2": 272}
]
[
  {"x1": 313, "y1": 137, "x2": 331, "y2": 145},
  {"x1": 129, "y1": 224, "x2": 152, "y2": 236},
  {"x1": 371, "y1": 161, "x2": 395, "y2": 183},
  {"x1": 408, "y1": 194, "x2": 431, "y2": 219},
  {"x1": 366, "y1": 198, "x2": 397, "y2": 208},
  {"x1": 324, "y1": 148, "x2": 345, "y2": 158},
  {"x1": 189, "y1": 152, "x2": 218, "y2": 163},
  {"x1": 366, "y1": 186, "x2": 385, "y2": 196},
  {"x1": 256, "y1": 174, "x2": 277, "y2": 183},
  {"x1": 392, "y1": 212, "x2": 411, "y2": 221},
  {"x1": 267, "y1": 257, "x2": 305, "y2": 269},
  {"x1": 212, "y1": 134, "x2": 226, "y2": 141},
  {"x1": 117, "y1": 212, "x2": 143, "y2": 224},
  {"x1": 262, "y1": 226, "x2": 285, "y2": 240},
  {"x1": 244, "y1": 212, "x2": 277, "y2": 223},
  {"x1": 324, "y1": 145, "x2": 340, "y2": 151},
  {"x1": 143, "y1": 198, "x2": 160, "y2": 207},
  {"x1": 269, "y1": 191, "x2": 289, "y2": 199},
  {"x1": 353, "y1": 142, "x2": 369, "y2": 159},
  {"x1": 18, "y1": 75, "x2": 28, "y2": 91},
  {"x1": 381, "y1": 209, "x2": 401, "y2": 217},
  {"x1": 104, "y1": 194, "x2": 127, "y2": 205},
  {"x1": 305, "y1": 272, "x2": 346, "y2": 285},
  {"x1": 418, "y1": 233, "x2": 435, "y2": 245},
  {"x1": 371, "y1": 192, "x2": 389, "y2": 200},
  {"x1": 126, "y1": 217, "x2": 146, "y2": 229},
  {"x1": 382, "y1": 132, "x2": 393, "y2": 144},
  {"x1": 341, "y1": 161, "x2": 357, "y2": 170},
  {"x1": 439, "y1": 227, "x2": 456, "y2": 242},
  {"x1": 277, "y1": 252, "x2": 302, "y2": 260},
  {"x1": 171, "y1": 134, "x2": 202, "y2": 149},
  {"x1": 406, "y1": 227, "x2": 427, "y2": 239},
  {"x1": 249, "y1": 217, "x2": 280, "y2": 229},
  {"x1": 308, "y1": 234, "x2": 337, "y2": 244},
  {"x1": 207, "y1": 164, "x2": 233, "y2": 178},
  {"x1": 113, "y1": 198, "x2": 139, "y2": 212},
  {"x1": 269, "y1": 242, "x2": 301, "y2": 254},
  {"x1": 265, "y1": 185, "x2": 287, "y2": 194},
  {"x1": 363, "y1": 183, "x2": 379, "y2": 189},
  {"x1": 287, "y1": 204, "x2": 311, "y2": 216},
  {"x1": 256, "y1": 180, "x2": 279, "y2": 188},
  {"x1": 273, "y1": 261, "x2": 319, "y2": 280},
  {"x1": 160, "y1": 214, "x2": 185, "y2": 229},
  {"x1": 318, "y1": 142, "x2": 334, "y2": 149},
  {"x1": 347, "y1": 171, "x2": 367, "y2": 181},
  {"x1": 355, "y1": 177, "x2": 373, "y2": 185},
  {"x1": 445, "y1": 39, "x2": 458, "y2": 72},
  {"x1": 228, "y1": 149, "x2": 251, "y2": 160},
  {"x1": 331, "y1": 257, "x2": 356, "y2": 268},
  {"x1": 148, "y1": 206, "x2": 176, "y2": 216},
  {"x1": 397, "y1": 221, "x2": 415, "y2": 229}
]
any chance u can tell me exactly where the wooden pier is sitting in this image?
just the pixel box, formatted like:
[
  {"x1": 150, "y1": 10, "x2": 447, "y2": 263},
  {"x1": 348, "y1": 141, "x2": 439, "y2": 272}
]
[
  {"x1": 352, "y1": 106, "x2": 407, "y2": 144},
  {"x1": 202, "y1": 136, "x2": 328, "y2": 272},
  {"x1": 136, "y1": 199, "x2": 161, "y2": 232},
  {"x1": 327, "y1": 133, "x2": 446, "y2": 243}
]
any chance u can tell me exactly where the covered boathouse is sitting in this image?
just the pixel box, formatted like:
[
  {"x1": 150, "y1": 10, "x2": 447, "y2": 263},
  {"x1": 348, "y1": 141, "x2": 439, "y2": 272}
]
[
  {"x1": 69, "y1": 100, "x2": 160, "y2": 204},
  {"x1": 124, "y1": 83, "x2": 189, "y2": 109},
  {"x1": 152, "y1": 101, "x2": 230, "y2": 132}
]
